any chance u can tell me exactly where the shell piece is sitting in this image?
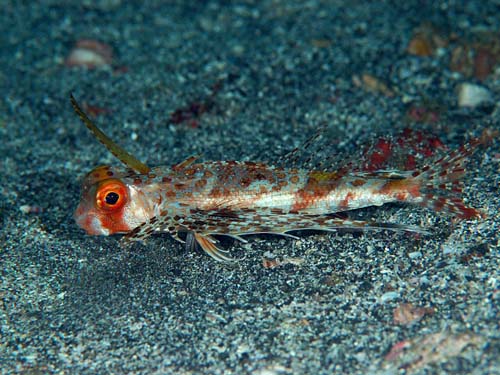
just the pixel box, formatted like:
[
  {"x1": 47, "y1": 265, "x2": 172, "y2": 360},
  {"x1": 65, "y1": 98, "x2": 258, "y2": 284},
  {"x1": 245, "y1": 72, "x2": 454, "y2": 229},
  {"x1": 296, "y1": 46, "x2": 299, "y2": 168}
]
[
  {"x1": 65, "y1": 39, "x2": 113, "y2": 68},
  {"x1": 457, "y1": 83, "x2": 493, "y2": 108}
]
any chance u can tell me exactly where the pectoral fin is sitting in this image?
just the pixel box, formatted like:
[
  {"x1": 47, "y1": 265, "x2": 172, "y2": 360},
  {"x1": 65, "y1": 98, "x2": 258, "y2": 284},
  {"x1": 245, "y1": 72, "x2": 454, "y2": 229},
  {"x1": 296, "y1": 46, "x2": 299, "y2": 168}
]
[{"x1": 193, "y1": 232, "x2": 235, "y2": 262}]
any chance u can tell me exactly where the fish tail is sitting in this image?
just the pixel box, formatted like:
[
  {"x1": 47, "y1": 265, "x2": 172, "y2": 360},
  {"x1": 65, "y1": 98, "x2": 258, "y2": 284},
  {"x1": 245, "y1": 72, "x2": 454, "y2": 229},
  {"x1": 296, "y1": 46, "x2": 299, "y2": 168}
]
[{"x1": 411, "y1": 129, "x2": 496, "y2": 219}]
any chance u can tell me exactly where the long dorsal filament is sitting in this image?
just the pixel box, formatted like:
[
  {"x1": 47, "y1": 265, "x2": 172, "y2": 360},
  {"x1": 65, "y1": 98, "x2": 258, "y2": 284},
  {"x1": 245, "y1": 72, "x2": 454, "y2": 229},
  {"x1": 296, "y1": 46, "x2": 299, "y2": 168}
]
[{"x1": 70, "y1": 93, "x2": 151, "y2": 174}]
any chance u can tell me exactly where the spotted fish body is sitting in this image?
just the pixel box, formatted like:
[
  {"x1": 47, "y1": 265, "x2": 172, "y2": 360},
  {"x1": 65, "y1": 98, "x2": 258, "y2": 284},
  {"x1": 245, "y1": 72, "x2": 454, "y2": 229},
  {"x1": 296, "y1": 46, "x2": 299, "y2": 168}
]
[
  {"x1": 71, "y1": 95, "x2": 492, "y2": 261},
  {"x1": 74, "y1": 144, "x2": 486, "y2": 261}
]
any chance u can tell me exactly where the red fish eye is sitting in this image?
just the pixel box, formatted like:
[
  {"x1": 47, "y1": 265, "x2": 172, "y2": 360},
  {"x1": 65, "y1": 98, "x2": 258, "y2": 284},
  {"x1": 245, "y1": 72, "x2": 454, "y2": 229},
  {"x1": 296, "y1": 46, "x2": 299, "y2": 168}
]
[{"x1": 95, "y1": 179, "x2": 128, "y2": 211}]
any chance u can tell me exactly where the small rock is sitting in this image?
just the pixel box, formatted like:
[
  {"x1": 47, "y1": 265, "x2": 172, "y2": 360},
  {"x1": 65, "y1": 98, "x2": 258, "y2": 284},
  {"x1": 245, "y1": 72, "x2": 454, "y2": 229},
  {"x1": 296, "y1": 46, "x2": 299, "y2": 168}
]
[
  {"x1": 19, "y1": 205, "x2": 43, "y2": 214},
  {"x1": 393, "y1": 303, "x2": 434, "y2": 325},
  {"x1": 408, "y1": 251, "x2": 422, "y2": 259},
  {"x1": 457, "y1": 83, "x2": 493, "y2": 108},
  {"x1": 353, "y1": 73, "x2": 394, "y2": 97},
  {"x1": 380, "y1": 291, "x2": 400, "y2": 303},
  {"x1": 407, "y1": 34, "x2": 434, "y2": 57}
]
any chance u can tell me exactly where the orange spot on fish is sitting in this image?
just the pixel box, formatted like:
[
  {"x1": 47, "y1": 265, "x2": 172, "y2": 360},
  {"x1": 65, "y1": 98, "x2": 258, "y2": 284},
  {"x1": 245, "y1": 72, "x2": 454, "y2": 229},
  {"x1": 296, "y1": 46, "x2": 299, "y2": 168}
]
[
  {"x1": 351, "y1": 179, "x2": 366, "y2": 187},
  {"x1": 340, "y1": 192, "x2": 354, "y2": 209}
]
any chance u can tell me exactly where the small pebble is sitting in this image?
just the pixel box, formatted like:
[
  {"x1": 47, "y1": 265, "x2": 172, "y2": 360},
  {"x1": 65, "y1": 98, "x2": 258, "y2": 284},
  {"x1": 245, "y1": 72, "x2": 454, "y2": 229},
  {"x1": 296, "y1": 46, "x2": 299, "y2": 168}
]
[
  {"x1": 408, "y1": 251, "x2": 422, "y2": 259},
  {"x1": 457, "y1": 83, "x2": 493, "y2": 108},
  {"x1": 380, "y1": 291, "x2": 400, "y2": 303},
  {"x1": 19, "y1": 205, "x2": 43, "y2": 214}
]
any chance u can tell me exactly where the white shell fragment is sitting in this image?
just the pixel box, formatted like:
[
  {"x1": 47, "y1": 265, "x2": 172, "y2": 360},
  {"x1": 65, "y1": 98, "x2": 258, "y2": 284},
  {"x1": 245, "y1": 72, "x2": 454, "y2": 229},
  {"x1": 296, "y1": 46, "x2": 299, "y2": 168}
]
[{"x1": 457, "y1": 83, "x2": 493, "y2": 108}]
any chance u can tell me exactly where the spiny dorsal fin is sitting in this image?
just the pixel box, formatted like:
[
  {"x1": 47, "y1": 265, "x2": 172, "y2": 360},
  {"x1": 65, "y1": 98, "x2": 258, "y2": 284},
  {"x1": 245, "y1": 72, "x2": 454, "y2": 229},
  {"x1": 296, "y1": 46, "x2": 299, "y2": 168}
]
[
  {"x1": 172, "y1": 155, "x2": 201, "y2": 171},
  {"x1": 70, "y1": 93, "x2": 151, "y2": 174}
]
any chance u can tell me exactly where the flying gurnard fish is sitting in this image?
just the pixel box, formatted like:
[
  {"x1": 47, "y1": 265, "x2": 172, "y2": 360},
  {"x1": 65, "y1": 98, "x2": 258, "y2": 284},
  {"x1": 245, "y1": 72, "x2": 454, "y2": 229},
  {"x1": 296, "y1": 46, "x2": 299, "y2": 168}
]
[{"x1": 71, "y1": 94, "x2": 493, "y2": 261}]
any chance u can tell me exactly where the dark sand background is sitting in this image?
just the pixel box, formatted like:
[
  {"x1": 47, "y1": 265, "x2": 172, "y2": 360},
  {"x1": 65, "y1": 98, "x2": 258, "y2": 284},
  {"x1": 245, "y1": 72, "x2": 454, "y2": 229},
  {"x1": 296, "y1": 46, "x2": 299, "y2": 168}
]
[{"x1": 1, "y1": 1, "x2": 499, "y2": 374}]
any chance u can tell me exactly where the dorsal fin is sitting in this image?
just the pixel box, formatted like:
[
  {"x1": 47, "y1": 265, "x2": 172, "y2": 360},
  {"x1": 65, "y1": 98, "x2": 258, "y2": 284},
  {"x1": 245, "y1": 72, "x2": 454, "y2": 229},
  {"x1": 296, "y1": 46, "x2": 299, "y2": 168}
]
[
  {"x1": 172, "y1": 155, "x2": 201, "y2": 171},
  {"x1": 70, "y1": 93, "x2": 151, "y2": 174}
]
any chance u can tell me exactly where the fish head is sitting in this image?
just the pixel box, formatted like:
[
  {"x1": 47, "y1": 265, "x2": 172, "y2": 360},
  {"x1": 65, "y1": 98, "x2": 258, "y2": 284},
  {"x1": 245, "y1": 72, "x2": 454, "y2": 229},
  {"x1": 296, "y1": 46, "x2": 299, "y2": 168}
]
[{"x1": 74, "y1": 165, "x2": 149, "y2": 236}]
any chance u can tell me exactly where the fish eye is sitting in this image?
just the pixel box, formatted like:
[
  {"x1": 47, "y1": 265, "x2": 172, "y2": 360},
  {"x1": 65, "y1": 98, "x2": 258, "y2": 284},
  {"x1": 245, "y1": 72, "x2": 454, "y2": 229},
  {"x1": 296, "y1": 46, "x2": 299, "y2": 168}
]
[
  {"x1": 105, "y1": 192, "x2": 120, "y2": 205},
  {"x1": 95, "y1": 179, "x2": 127, "y2": 211}
]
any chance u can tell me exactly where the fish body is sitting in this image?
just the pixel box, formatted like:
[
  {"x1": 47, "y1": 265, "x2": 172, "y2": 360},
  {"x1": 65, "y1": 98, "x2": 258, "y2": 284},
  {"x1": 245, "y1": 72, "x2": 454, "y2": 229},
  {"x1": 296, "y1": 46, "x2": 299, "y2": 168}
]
[
  {"x1": 74, "y1": 146, "x2": 482, "y2": 261},
  {"x1": 70, "y1": 94, "x2": 491, "y2": 261}
]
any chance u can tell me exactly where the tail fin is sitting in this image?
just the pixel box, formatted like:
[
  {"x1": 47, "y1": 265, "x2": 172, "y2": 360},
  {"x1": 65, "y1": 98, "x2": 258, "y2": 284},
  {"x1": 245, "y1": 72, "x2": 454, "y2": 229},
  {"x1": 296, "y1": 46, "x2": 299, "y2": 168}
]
[{"x1": 411, "y1": 129, "x2": 496, "y2": 219}]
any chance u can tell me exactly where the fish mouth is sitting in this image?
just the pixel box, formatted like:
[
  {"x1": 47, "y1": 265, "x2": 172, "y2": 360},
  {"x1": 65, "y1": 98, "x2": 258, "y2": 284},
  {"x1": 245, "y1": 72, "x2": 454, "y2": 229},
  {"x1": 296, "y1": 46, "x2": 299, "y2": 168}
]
[{"x1": 74, "y1": 204, "x2": 108, "y2": 235}]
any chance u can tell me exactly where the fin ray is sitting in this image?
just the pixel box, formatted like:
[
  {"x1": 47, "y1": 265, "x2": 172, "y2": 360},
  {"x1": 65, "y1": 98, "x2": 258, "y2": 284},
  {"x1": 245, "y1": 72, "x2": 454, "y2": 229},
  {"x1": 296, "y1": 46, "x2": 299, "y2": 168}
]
[
  {"x1": 70, "y1": 93, "x2": 151, "y2": 174},
  {"x1": 410, "y1": 131, "x2": 496, "y2": 219},
  {"x1": 193, "y1": 233, "x2": 235, "y2": 262}
]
